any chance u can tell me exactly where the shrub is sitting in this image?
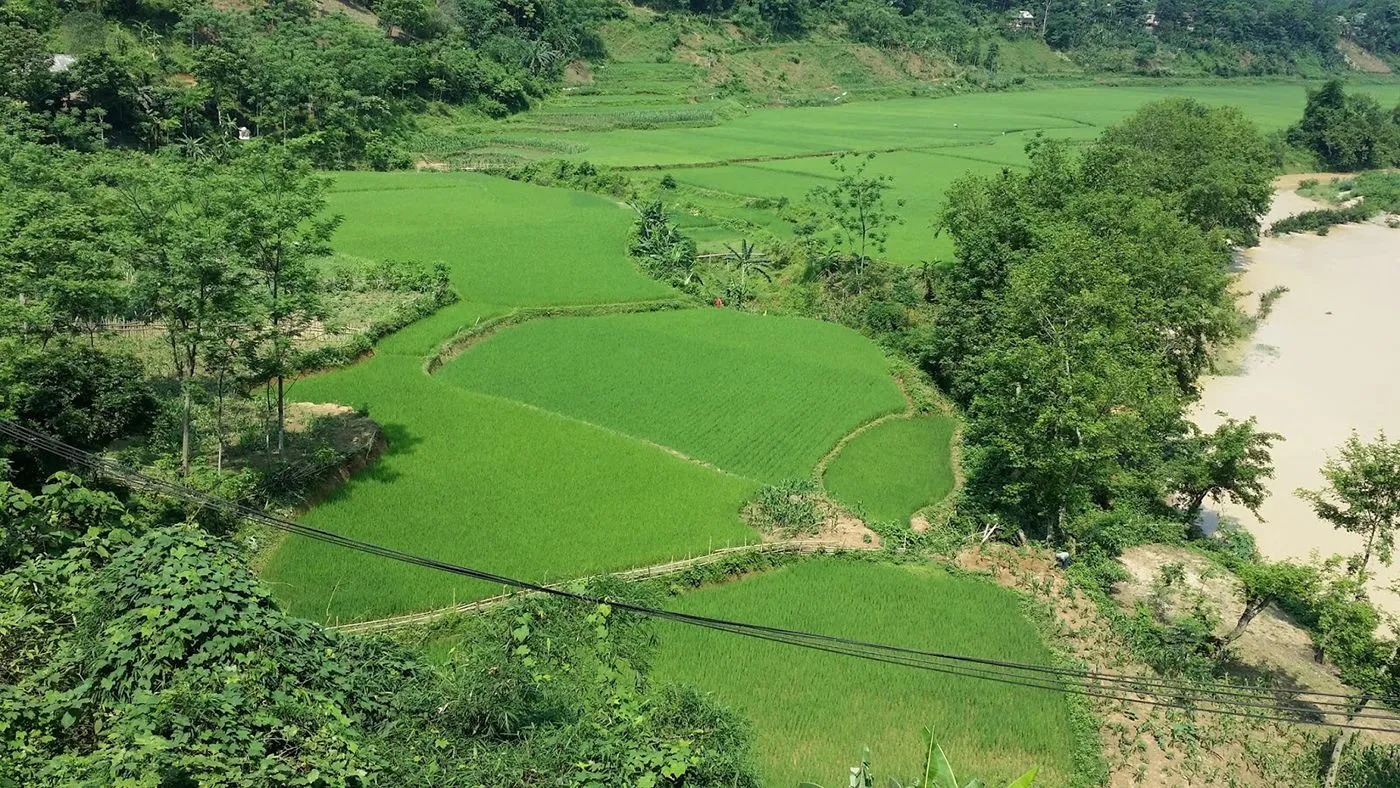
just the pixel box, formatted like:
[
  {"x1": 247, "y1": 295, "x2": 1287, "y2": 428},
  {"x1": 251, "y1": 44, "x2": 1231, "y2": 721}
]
[
  {"x1": 746, "y1": 479, "x2": 832, "y2": 535},
  {"x1": 1269, "y1": 203, "x2": 1377, "y2": 236}
]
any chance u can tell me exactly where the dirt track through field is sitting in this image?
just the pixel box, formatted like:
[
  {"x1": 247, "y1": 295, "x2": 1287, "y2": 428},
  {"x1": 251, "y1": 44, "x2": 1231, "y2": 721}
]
[{"x1": 1195, "y1": 180, "x2": 1400, "y2": 611}]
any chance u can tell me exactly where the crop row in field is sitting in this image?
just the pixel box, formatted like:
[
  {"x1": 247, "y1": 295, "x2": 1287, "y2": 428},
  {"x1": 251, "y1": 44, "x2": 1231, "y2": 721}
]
[
  {"x1": 823, "y1": 415, "x2": 958, "y2": 524},
  {"x1": 652, "y1": 559, "x2": 1079, "y2": 787},
  {"x1": 437, "y1": 309, "x2": 907, "y2": 482}
]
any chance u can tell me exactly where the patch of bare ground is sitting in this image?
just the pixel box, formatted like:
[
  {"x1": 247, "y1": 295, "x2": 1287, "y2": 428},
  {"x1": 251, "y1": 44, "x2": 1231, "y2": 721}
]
[
  {"x1": 956, "y1": 543, "x2": 1335, "y2": 787},
  {"x1": 847, "y1": 45, "x2": 906, "y2": 82},
  {"x1": 564, "y1": 59, "x2": 594, "y2": 84},
  {"x1": 316, "y1": 0, "x2": 380, "y2": 28},
  {"x1": 1115, "y1": 545, "x2": 1393, "y2": 728},
  {"x1": 1338, "y1": 39, "x2": 1393, "y2": 74},
  {"x1": 246, "y1": 403, "x2": 385, "y2": 571},
  {"x1": 903, "y1": 51, "x2": 951, "y2": 80}
]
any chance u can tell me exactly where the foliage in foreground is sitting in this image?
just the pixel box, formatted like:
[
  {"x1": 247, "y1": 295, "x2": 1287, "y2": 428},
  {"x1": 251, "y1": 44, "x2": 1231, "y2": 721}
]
[
  {"x1": 0, "y1": 474, "x2": 760, "y2": 786},
  {"x1": 800, "y1": 728, "x2": 1038, "y2": 788}
]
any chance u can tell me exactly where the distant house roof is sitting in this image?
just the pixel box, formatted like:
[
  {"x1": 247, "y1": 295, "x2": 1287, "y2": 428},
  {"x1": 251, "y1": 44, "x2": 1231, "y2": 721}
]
[{"x1": 49, "y1": 54, "x2": 76, "y2": 74}]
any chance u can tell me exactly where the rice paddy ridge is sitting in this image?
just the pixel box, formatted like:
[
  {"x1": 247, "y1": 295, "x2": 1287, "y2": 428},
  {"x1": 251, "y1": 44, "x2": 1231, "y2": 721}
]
[
  {"x1": 812, "y1": 368, "x2": 916, "y2": 481},
  {"x1": 603, "y1": 135, "x2": 1034, "y2": 172},
  {"x1": 333, "y1": 540, "x2": 871, "y2": 635}
]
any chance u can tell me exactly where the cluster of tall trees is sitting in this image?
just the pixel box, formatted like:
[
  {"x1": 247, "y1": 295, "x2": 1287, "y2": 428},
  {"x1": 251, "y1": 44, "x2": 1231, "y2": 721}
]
[
  {"x1": 923, "y1": 98, "x2": 1276, "y2": 541},
  {"x1": 633, "y1": 0, "x2": 1393, "y2": 75},
  {"x1": 1289, "y1": 79, "x2": 1400, "y2": 171},
  {"x1": 0, "y1": 131, "x2": 332, "y2": 483},
  {"x1": 1, "y1": 0, "x2": 615, "y2": 165}
]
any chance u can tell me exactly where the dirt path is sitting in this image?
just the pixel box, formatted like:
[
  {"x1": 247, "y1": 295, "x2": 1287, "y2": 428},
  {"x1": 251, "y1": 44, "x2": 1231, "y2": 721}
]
[
  {"x1": 336, "y1": 540, "x2": 872, "y2": 634},
  {"x1": 1195, "y1": 177, "x2": 1400, "y2": 611}
]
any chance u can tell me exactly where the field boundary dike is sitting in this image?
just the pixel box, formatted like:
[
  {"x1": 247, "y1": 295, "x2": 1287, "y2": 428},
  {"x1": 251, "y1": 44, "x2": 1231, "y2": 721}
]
[
  {"x1": 423, "y1": 297, "x2": 694, "y2": 374},
  {"x1": 335, "y1": 539, "x2": 868, "y2": 634}
]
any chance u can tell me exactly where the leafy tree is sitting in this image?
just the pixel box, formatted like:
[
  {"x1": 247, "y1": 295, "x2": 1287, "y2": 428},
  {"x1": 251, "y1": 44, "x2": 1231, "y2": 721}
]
[
  {"x1": 1297, "y1": 431, "x2": 1400, "y2": 580},
  {"x1": 215, "y1": 145, "x2": 338, "y2": 456},
  {"x1": 1169, "y1": 415, "x2": 1282, "y2": 524},
  {"x1": 806, "y1": 152, "x2": 904, "y2": 285},
  {"x1": 1216, "y1": 558, "x2": 1319, "y2": 655},
  {"x1": 0, "y1": 341, "x2": 156, "y2": 487},
  {"x1": 932, "y1": 133, "x2": 1240, "y2": 537},
  {"x1": 0, "y1": 141, "x2": 125, "y2": 343},
  {"x1": 118, "y1": 156, "x2": 253, "y2": 475},
  {"x1": 1289, "y1": 79, "x2": 1400, "y2": 172},
  {"x1": 1085, "y1": 97, "x2": 1275, "y2": 246}
]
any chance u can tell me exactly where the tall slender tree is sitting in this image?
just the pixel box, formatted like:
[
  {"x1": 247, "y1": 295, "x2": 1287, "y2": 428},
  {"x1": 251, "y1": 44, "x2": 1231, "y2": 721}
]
[
  {"x1": 215, "y1": 146, "x2": 338, "y2": 455},
  {"x1": 1298, "y1": 431, "x2": 1400, "y2": 580},
  {"x1": 117, "y1": 158, "x2": 250, "y2": 476}
]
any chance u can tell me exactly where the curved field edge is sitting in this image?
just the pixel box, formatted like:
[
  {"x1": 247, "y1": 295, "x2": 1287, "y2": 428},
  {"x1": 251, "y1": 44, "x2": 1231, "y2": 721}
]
[
  {"x1": 436, "y1": 308, "x2": 908, "y2": 482},
  {"x1": 823, "y1": 414, "x2": 958, "y2": 525},
  {"x1": 650, "y1": 558, "x2": 1085, "y2": 787}
]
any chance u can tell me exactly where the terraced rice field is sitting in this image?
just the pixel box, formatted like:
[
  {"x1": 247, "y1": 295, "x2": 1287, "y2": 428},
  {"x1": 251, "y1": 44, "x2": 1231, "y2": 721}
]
[
  {"x1": 653, "y1": 559, "x2": 1080, "y2": 787},
  {"x1": 329, "y1": 171, "x2": 673, "y2": 306},
  {"x1": 470, "y1": 82, "x2": 1400, "y2": 262},
  {"x1": 261, "y1": 176, "x2": 761, "y2": 623},
  {"x1": 264, "y1": 353, "x2": 756, "y2": 623},
  {"x1": 438, "y1": 309, "x2": 905, "y2": 481},
  {"x1": 824, "y1": 415, "x2": 958, "y2": 524}
]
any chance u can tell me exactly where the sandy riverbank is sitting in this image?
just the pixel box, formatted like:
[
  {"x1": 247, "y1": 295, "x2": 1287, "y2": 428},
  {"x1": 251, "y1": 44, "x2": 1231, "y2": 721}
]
[{"x1": 1195, "y1": 180, "x2": 1400, "y2": 610}]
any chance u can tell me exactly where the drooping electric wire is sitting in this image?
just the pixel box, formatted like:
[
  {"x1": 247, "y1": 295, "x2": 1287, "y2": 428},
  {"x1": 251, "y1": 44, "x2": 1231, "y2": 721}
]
[{"x1": 4, "y1": 418, "x2": 1397, "y2": 732}]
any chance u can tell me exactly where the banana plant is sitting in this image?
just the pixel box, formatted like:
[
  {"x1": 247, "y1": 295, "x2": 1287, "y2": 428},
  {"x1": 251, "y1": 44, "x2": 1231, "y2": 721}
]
[{"x1": 799, "y1": 728, "x2": 1038, "y2": 788}]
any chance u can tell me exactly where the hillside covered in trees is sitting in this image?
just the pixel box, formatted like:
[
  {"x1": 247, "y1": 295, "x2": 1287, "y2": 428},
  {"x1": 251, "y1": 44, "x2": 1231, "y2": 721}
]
[{"x1": 5, "y1": 0, "x2": 1400, "y2": 167}]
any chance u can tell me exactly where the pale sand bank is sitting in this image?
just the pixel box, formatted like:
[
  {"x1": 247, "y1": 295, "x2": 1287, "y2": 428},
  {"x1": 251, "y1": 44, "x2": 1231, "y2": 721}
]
[{"x1": 1195, "y1": 184, "x2": 1400, "y2": 610}]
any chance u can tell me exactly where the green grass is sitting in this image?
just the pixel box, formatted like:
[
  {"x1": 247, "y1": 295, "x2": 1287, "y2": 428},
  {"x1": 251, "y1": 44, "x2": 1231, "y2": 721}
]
[
  {"x1": 328, "y1": 171, "x2": 673, "y2": 306},
  {"x1": 264, "y1": 352, "x2": 756, "y2": 623},
  {"x1": 823, "y1": 415, "x2": 957, "y2": 524},
  {"x1": 652, "y1": 559, "x2": 1078, "y2": 787},
  {"x1": 438, "y1": 309, "x2": 906, "y2": 481}
]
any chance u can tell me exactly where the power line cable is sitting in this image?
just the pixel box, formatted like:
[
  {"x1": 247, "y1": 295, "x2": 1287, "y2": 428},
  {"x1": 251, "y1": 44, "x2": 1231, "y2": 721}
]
[{"x1": 4, "y1": 418, "x2": 1399, "y2": 731}]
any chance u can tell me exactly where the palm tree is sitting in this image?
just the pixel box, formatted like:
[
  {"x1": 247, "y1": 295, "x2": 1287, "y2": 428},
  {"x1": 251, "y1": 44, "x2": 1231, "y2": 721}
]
[
  {"x1": 523, "y1": 40, "x2": 565, "y2": 76},
  {"x1": 723, "y1": 239, "x2": 772, "y2": 310}
]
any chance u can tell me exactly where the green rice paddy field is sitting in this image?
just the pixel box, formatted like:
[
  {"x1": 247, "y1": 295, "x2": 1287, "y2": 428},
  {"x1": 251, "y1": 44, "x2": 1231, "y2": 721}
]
[
  {"x1": 824, "y1": 415, "x2": 958, "y2": 524},
  {"x1": 252, "y1": 80, "x2": 1400, "y2": 780},
  {"x1": 653, "y1": 559, "x2": 1079, "y2": 787},
  {"x1": 269, "y1": 82, "x2": 1400, "y2": 621},
  {"x1": 438, "y1": 309, "x2": 905, "y2": 481},
  {"x1": 490, "y1": 82, "x2": 1400, "y2": 261}
]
